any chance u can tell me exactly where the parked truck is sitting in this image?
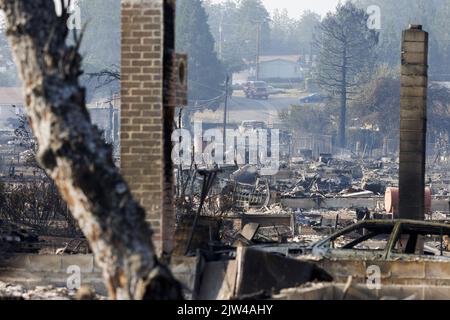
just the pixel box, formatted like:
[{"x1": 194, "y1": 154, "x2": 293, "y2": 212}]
[{"x1": 243, "y1": 81, "x2": 269, "y2": 100}]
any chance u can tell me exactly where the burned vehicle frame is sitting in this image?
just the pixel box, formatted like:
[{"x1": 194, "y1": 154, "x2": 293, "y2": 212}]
[
  {"x1": 310, "y1": 219, "x2": 450, "y2": 260},
  {"x1": 249, "y1": 219, "x2": 450, "y2": 260}
]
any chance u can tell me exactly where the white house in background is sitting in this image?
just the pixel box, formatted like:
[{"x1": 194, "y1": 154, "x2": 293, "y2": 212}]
[{"x1": 259, "y1": 55, "x2": 304, "y2": 81}]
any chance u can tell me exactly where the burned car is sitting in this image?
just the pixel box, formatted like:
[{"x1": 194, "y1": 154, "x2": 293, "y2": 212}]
[
  {"x1": 253, "y1": 219, "x2": 450, "y2": 261},
  {"x1": 309, "y1": 219, "x2": 450, "y2": 260}
]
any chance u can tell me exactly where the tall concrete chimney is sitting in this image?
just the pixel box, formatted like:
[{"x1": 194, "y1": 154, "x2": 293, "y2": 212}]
[{"x1": 398, "y1": 25, "x2": 428, "y2": 220}]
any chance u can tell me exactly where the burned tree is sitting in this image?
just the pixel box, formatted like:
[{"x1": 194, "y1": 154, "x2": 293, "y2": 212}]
[
  {"x1": 314, "y1": 2, "x2": 378, "y2": 148},
  {"x1": 0, "y1": 0, "x2": 181, "y2": 300}
]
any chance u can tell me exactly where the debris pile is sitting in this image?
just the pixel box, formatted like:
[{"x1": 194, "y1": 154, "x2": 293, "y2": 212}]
[
  {"x1": 190, "y1": 158, "x2": 450, "y2": 257},
  {"x1": 0, "y1": 282, "x2": 105, "y2": 300},
  {"x1": 0, "y1": 218, "x2": 90, "y2": 255},
  {"x1": 278, "y1": 158, "x2": 399, "y2": 199}
]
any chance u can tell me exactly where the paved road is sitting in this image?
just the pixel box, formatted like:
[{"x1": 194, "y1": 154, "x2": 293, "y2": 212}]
[{"x1": 193, "y1": 94, "x2": 300, "y2": 125}]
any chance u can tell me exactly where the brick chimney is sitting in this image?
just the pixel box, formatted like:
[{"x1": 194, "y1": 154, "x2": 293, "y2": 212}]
[
  {"x1": 398, "y1": 24, "x2": 428, "y2": 220},
  {"x1": 121, "y1": 0, "x2": 187, "y2": 254}
]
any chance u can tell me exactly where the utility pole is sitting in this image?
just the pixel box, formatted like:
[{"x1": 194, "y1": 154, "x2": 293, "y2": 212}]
[
  {"x1": 223, "y1": 75, "x2": 230, "y2": 150},
  {"x1": 256, "y1": 23, "x2": 261, "y2": 80},
  {"x1": 218, "y1": 14, "x2": 223, "y2": 60}
]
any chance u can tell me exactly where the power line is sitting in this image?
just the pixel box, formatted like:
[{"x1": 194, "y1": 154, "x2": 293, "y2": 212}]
[
  {"x1": 188, "y1": 92, "x2": 225, "y2": 104},
  {"x1": 190, "y1": 80, "x2": 226, "y2": 94}
]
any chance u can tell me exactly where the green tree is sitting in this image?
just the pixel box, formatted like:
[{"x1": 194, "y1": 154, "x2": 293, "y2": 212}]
[
  {"x1": 350, "y1": 65, "x2": 450, "y2": 144},
  {"x1": 349, "y1": 65, "x2": 400, "y2": 139},
  {"x1": 176, "y1": 0, "x2": 225, "y2": 104},
  {"x1": 314, "y1": 1, "x2": 378, "y2": 148},
  {"x1": 268, "y1": 9, "x2": 298, "y2": 55},
  {"x1": 279, "y1": 105, "x2": 336, "y2": 136},
  {"x1": 355, "y1": 0, "x2": 450, "y2": 78},
  {"x1": 0, "y1": 22, "x2": 18, "y2": 86},
  {"x1": 235, "y1": 0, "x2": 271, "y2": 60},
  {"x1": 204, "y1": 0, "x2": 243, "y2": 72},
  {"x1": 79, "y1": 0, "x2": 120, "y2": 70},
  {"x1": 204, "y1": 0, "x2": 270, "y2": 73},
  {"x1": 78, "y1": 0, "x2": 121, "y2": 101},
  {"x1": 266, "y1": 9, "x2": 321, "y2": 56},
  {"x1": 295, "y1": 10, "x2": 321, "y2": 56}
]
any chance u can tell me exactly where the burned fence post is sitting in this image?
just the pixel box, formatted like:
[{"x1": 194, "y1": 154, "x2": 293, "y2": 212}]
[{"x1": 398, "y1": 25, "x2": 428, "y2": 221}]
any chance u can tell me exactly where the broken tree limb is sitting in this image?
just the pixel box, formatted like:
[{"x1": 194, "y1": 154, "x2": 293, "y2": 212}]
[{"x1": 0, "y1": 0, "x2": 182, "y2": 300}]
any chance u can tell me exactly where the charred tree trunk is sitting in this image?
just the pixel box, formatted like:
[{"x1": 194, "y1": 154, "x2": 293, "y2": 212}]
[
  {"x1": 339, "y1": 49, "x2": 347, "y2": 149},
  {"x1": 0, "y1": 0, "x2": 182, "y2": 300},
  {"x1": 339, "y1": 90, "x2": 347, "y2": 149}
]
